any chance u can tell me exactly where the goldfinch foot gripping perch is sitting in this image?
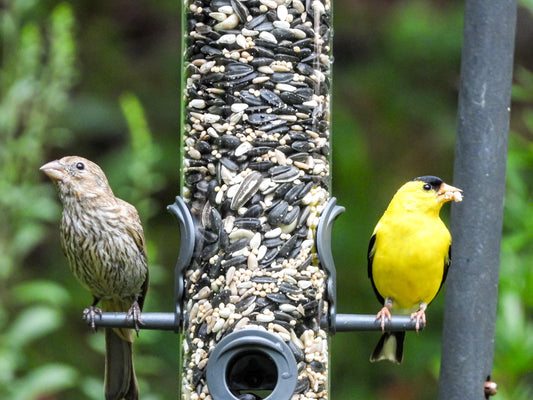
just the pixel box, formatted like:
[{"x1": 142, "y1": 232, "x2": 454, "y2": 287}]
[
  {"x1": 410, "y1": 303, "x2": 428, "y2": 332},
  {"x1": 375, "y1": 297, "x2": 393, "y2": 331}
]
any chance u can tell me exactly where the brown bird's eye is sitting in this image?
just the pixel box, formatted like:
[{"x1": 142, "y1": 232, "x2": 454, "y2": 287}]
[
  {"x1": 76, "y1": 162, "x2": 85, "y2": 170},
  {"x1": 423, "y1": 184, "x2": 432, "y2": 191}
]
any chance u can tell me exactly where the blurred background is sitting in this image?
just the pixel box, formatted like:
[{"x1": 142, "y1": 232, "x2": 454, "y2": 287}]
[{"x1": 1, "y1": 0, "x2": 533, "y2": 399}]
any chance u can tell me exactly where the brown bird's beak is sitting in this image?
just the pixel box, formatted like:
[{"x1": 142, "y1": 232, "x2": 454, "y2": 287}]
[
  {"x1": 40, "y1": 160, "x2": 66, "y2": 181},
  {"x1": 437, "y1": 182, "x2": 463, "y2": 203}
]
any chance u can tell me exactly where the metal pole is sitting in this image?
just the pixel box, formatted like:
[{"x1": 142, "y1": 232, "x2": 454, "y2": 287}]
[{"x1": 438, "y1": 1, "x2": 517, "y2": 399}]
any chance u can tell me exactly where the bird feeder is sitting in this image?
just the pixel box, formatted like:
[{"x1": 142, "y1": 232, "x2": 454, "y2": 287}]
[{"x1": 178, "y1": 0, "x2": 337, "y2": 397}]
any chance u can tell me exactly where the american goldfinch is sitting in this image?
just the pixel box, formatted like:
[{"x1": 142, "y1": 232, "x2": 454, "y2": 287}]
[{"x1": 368, "y1": 176, "x2": 462, "y2": 363}]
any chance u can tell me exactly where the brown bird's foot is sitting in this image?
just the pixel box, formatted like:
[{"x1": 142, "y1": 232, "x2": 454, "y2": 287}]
[
  {"x1": 375, "y1": 306, "x2": 392, "y2": 332},
  {"x1": 410, "y1": 303, "x2": 427, "y2": 332},
  {"x1": 126, "y1": 300, "x2": 143, "y2": 335},
  {"x1": 83, "y1": 305, "x2": 103, "y2": 332}
]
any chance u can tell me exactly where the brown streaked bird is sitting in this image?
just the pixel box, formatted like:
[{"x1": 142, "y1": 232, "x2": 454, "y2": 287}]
[{"x1": 41, "y1": 156, "x2": 149, "y2": 400}]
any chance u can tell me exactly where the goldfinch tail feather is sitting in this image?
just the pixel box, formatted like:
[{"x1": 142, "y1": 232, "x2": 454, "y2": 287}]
[{"x1": 370, "y1": 331, "x2": 405, "y2": 364}]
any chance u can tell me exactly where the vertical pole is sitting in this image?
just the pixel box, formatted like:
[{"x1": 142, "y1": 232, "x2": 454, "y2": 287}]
[
  {"x1": 438, "y1": 1, "x2": 517, "y2": 399},
  {"x1": 179, "y1": 0, "x2": 333, "y2": 399}
]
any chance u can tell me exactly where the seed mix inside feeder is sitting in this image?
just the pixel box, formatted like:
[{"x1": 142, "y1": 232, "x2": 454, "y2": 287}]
[{"x1": 181, "y1": 0, "x2": 333, "y2": 398}]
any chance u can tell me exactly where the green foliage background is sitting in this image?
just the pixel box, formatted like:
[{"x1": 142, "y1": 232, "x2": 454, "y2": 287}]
[{"x1": 1, "y1": 1, "x2": 532, "y2": 399}]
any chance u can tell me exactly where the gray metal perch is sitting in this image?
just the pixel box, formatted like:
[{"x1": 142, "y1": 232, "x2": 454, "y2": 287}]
[{"x1": 85, "y1": 311, "x2": 425, "y2": 332}]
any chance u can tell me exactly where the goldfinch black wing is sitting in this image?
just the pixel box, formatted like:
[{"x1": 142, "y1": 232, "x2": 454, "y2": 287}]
[
  {"x1": 367, "y1": 231, "x2": 384, "y2": 305},
  {"x1": 435, "y1": 246, "x2": 451, "y2": 297}
]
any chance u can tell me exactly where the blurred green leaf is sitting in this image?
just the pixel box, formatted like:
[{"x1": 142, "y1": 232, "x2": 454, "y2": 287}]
[
  {"x1": 0, "y1": 351, "x2": 19, "y2": 384},
  {"x1": 9, "y1": 364, "x2": 78, "y2": 400},
  {"x1": 13, "y1": 280, "x2": 71, "y2": 306},
  {"x1": 120, "y1": 92, "x2": 152, "y2": 155},
  {"x1": 7, "y1": 307, "x2": 62, "y2": 348},
  {"x1": 520, "y1": 0, "x2": 533, "y2": 16},
  {"x1": 81, "y1": 376, "x2": 105, "y2": 400}
]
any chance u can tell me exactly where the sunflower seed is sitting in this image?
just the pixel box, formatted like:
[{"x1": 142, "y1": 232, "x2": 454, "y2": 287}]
[{"x1": 230, "y1": 171, "x2": 263, "y2": 210}]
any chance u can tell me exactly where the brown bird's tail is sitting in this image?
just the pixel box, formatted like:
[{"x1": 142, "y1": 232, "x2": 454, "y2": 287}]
[
  {"x1": 105, "y1": 328, "x2": 138, "y2": 400},
  {"x1": 103, "y1": 298, "x2": 138, "y2": 400},
  {"x1": 370, "y1": 331, "x2": 405, "y2": 364}
]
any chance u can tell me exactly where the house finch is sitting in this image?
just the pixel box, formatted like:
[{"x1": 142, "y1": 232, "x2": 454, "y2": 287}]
[{"x1": 41, "y1": 156, "x2": 149, "y2": 400}]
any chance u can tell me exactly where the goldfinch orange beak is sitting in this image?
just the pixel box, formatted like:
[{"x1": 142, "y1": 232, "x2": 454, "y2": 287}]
[
  {"x1": 40, "y1": 160, "x2": 66, "y2": 181},
  {"x1": 437, "y1": 182, "x2": 463, "y2": 202}
]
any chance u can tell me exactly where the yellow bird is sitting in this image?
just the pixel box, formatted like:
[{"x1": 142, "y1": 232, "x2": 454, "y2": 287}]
[{"x1": 368, "y1": 176, "x2": 462, "y2": 363}]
